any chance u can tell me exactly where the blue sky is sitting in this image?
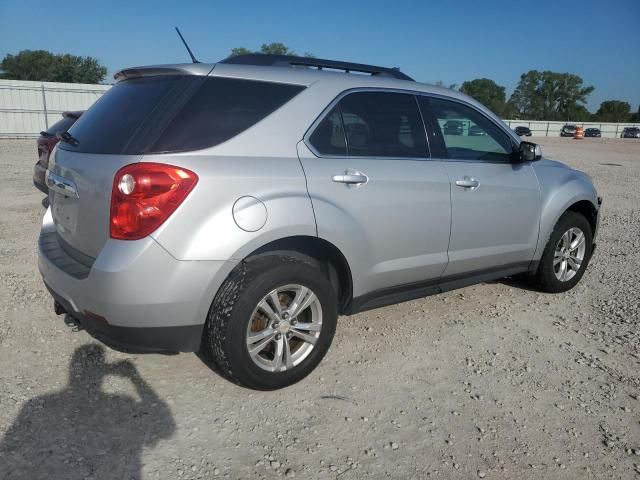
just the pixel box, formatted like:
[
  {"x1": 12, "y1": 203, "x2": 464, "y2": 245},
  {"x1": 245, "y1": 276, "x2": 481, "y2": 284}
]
[{"x1": 1, "y1": 0, "x2": 639, "y2": 112}]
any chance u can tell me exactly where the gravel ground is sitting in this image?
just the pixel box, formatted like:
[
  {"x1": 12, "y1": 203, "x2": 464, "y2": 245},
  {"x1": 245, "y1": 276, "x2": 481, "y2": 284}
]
[{"x1": 0, "y1": 137, "x2": 639, "y2": 479}]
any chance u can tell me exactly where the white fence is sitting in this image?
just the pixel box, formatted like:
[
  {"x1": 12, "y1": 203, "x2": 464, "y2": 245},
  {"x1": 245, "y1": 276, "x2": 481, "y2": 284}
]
[
  {"x1": 504, "y1": 120, "x2": 639, "y2": 138},
  {"x1": 0, "y1": 79, "x2": 638, "y2": 138},
  {"x1": 0, "y1": 79, "x2": 110, "y2": 138}
]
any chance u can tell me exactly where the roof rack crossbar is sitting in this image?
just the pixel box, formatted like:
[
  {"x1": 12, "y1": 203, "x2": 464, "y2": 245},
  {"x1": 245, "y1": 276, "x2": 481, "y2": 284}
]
[{"x1": 220, "y1": 54, "x2": 414, "y2": 81}]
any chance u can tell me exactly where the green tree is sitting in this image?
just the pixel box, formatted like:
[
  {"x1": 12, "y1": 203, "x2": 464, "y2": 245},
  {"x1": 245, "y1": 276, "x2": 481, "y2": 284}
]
[
  {"x1": 594, "y1": 100, "x2": 631, "y2": 122},
  {"x1": 229, "y1": 43, "x2": 314, "y2": 58},
  {"x1": 53, "y1": 54, "x2": 107, "y2": 83},
  {"x1": 260, "y1": 43, "x2": 294, "y2": 55},
  {"x1": 1, "y1": 50, "x2": 57, "y2": 81},
  {"x1": 509, "y1": 70, "x2": 594, "y2": 120},
  {"x1": 230, "y1": 47, "x2": 253, "y2": 57},
  {"x1": 570, "y1": 105, "x2": 593, "y2": 122},
  {"x1": 1, "y1": 50, "x2": 107, "y2": 83},
  {"x1": 459, "y1": 78, "x2": 507, "y2": 116},
  {"x1": 502, "y1": 101, "x2": 519, "y2": 119}
]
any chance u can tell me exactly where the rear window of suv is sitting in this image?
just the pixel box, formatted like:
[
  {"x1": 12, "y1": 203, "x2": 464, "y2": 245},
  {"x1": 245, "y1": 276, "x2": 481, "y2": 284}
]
[{"x1": 61, "y1": 76, "x2": 305, "y2": 154}]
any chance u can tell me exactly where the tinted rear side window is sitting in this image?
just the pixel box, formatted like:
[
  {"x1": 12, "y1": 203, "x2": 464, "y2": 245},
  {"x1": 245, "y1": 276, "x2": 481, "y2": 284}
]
[
  {"x1": 64, "y1": 76, "x2": 183, "y2": 154},
  {"x1": 338, "y1": 92, "x2": 427, "y2": 158},
  {"x1": 62, "y1": 76, "x2": 304, "y2": 154},
  {"x1": 151, "y1": 77, "x2": 304, "y2": 153},
  {"x1": 308, "y1": 106, "x2": 347, "y2": 155}
]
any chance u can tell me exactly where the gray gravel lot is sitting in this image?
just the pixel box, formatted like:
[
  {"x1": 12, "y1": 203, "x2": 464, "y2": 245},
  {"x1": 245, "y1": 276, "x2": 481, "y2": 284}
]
[{"x1": 0, "y1": 137, "x2": 639, "y2": 479}]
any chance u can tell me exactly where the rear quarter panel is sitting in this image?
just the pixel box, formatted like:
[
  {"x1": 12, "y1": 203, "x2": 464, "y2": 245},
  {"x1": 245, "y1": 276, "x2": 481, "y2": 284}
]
[{"x1": 148, "y1": 153, "x2": 315, "y2": 261}]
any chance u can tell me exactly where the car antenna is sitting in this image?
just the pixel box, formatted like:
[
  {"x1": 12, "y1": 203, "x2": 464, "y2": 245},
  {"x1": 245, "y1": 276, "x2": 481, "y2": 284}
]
[{"x1": 175, "y1": 27, "x2": 199, "y2": 63}]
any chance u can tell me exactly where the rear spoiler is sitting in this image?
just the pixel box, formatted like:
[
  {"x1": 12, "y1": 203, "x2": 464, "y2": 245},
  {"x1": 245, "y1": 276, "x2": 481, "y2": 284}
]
[{"x1": 113, "y1": 64, "x2": 214, "y2": 82}]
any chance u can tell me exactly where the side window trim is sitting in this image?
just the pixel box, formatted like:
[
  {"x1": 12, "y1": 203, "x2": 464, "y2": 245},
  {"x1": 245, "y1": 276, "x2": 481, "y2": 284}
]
[
  {"x1": 413, "y1": 95, "x2": 432, "y2": 159},
  {"x1": 416, "y1": 96, "x2": 448, "y2": 159},
  {"x1": 303, "y1": 87, "x2": 431, "y2": 161},
  {"x1": 417, "y1": 93, "x2": 518, "y2": 163},
  {"x1": 336, "y1": 103, "x2": 350, "y2": 156}
]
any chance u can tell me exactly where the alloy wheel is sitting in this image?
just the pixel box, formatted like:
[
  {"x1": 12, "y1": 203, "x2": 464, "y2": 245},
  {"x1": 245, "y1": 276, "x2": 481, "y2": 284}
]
[
  {"x1": 246, "y1": 284, "x2": 323, "y2": 372},
  {"x1": 553, "y1": 227, "x2": 586, "y2": 282}
]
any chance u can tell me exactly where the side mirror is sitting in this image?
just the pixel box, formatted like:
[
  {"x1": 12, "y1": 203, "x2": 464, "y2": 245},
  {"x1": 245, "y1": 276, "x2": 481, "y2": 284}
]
[{"x1": 518, "y1": 141, "x2": 542, "y2": 162}]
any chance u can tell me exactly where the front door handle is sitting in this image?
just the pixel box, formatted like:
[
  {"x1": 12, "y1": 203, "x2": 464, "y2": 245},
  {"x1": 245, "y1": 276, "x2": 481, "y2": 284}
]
[
  {"x1": 455, "y1": 177, "x2": 480, "y2": 189},
  {"x1": 332, "y1": 172, "x2": 369, "y2": 185}
]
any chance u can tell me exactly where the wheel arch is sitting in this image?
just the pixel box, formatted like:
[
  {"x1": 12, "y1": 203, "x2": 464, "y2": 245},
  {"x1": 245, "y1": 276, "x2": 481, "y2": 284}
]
[
  {"x1": 566, "y1": 199, "x2": 598, "y2": 234},
  {"x1": 535, "y1": 192, "x2": 599, "y2": 261},
  {"x1": 245, "y1": 235, "x2": 354, "y2": 315}
]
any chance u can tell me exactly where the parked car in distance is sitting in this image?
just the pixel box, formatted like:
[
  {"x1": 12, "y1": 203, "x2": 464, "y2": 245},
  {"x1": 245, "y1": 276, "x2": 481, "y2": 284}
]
[
  {"x1": 39, "y1": 54, "x2": 601, "y2": 390},
  {"x1": 443, "y1": 120, "x2": 464, "y2": 135},
  {"x1": 33, "y1": 111, "x2": 83, "y2": 194},
  {"x1": 584, "y1": 128, "x2": 601, "y2": 138},
  {"x1": 514, "y1": 126, "x2": 532, "y2": 137},
  {"x1": 621, "y1": 127, "x2": 640, "y2": 138},
  {"x1": 468, "y1": 125, "x2": 486, "y2": 136},
  {"x1": 560, "y1": 124, "x2": 577, "y2": 137}
]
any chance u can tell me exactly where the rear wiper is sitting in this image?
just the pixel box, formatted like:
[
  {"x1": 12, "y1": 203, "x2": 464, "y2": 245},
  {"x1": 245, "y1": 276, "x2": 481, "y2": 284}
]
[{"x1": 56, "y1": 131, "x2": 80, "y2": 147}]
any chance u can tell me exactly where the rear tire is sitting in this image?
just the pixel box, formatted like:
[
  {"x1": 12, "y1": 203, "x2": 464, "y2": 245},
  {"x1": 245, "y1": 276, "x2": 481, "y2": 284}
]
[
  {"x1": 202, "y1": 254, "x2": 338, "y2": 390},
  {"x1": 533, "y1": 211, "x2": 593, "y2": 293}
]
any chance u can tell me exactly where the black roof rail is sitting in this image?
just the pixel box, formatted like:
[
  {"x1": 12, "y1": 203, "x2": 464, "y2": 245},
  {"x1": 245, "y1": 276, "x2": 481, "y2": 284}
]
[{"x1": 219, "y1": 54, "x2": 414, "y2": 81}]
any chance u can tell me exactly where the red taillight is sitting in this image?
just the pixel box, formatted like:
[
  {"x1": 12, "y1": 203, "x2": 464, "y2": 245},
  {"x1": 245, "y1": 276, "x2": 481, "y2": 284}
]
[{"x1": 110, "y1": 163, "x2": 198, "y2": 240}]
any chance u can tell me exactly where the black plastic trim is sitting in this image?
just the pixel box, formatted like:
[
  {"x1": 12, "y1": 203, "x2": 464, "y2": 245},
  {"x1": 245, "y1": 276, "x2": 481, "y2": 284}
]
[
  {"x1": 347, "y1": 261, "x2": 533, "y2": 314},
  {"x1": 39, "y1": 231, "x2": 92, "y2": 279},
  {"x1": 220, "y1": 53, "x2": 414, "y2": 81},
  {"x1": 33, "y1": 178, "x2": 48, "y2": 195}
]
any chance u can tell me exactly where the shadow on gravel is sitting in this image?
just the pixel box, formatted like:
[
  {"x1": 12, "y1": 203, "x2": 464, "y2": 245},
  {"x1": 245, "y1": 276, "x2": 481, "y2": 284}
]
[
  {"x1": 499, "y1": 275, "x2": 543, "y2": 293},
  {"x1": 0, "y1": 344, "x2": 175, "y2": 480}
]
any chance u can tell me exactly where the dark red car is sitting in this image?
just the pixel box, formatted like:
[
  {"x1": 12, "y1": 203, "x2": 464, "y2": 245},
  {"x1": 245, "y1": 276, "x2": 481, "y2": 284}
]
[{"x1": 33, "y1": 111, "x2": 83, "y2": 194}]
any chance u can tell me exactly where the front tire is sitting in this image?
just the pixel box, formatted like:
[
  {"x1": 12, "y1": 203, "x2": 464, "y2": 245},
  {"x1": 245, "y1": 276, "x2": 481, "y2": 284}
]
[
  {"x1": 203, "y1": 254, "x2": 338, "y2": 390},
  {"x1": 533, "y1": 211, "x2": 593, "y2": 293}
]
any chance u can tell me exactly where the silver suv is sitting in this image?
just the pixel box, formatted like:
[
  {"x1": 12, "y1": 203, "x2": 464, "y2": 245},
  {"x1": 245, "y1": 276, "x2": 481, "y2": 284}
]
[{"x1": 39, "y1": 54, "x2": 601, "y2": 390}]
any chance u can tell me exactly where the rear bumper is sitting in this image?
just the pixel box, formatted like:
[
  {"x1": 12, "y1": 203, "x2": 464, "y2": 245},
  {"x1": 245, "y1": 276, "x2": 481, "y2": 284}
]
[
  {"x1": 38, "y1": 208, "x2": 234, "y2": 352},
  {"x1": 47, "y1": 284, "x2": 203, "y2": 352}
]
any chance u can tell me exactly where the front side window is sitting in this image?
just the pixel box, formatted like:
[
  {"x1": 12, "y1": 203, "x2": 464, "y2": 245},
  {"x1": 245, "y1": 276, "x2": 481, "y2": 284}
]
[
  {"x1": 309, "y1": 91, "x2": 428, "y2": 158},
  {"x1": 429, "y1": 97, "x2": 513, "y2": 162}
]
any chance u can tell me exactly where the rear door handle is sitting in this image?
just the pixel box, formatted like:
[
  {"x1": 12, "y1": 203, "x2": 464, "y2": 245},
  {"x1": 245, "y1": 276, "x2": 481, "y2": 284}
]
[
  {"x1": 332, "y1": 172, "x2": 369, "y2": 185},
  {"x1": 455, "y1": 177, "x2": 480, "y2": 189}
]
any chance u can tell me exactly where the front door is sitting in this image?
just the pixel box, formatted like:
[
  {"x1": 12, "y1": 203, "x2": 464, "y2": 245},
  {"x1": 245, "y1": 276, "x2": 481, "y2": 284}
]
[{"x1": 420, "y1": 96, "x2": 541, "y2": 277}]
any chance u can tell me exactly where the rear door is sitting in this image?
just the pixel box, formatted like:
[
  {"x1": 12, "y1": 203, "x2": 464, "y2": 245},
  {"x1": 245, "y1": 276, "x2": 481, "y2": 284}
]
[
  {"x1": 298, "y1": 90, "x2": 451, "y2": 297},
  {"x1": 419, "y1": 96, "x2": 541, "y2": 276}
]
